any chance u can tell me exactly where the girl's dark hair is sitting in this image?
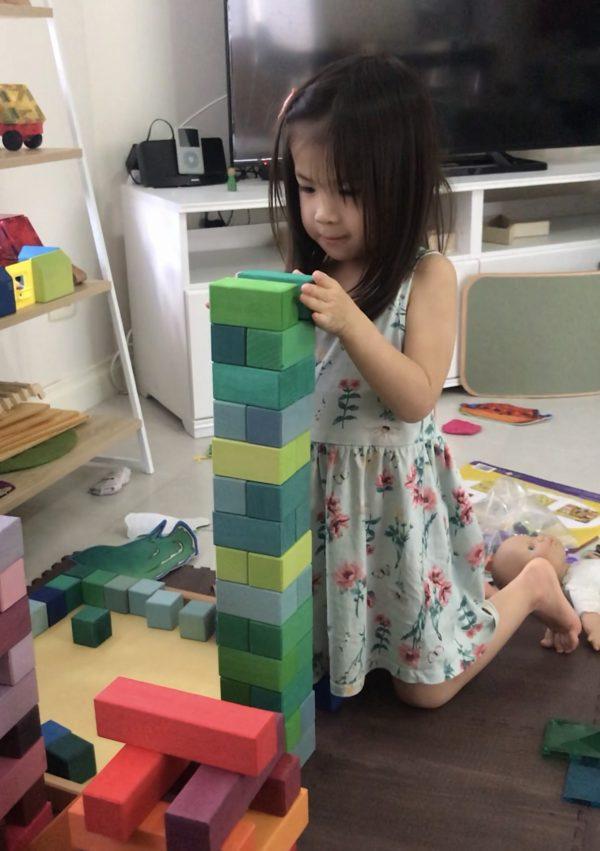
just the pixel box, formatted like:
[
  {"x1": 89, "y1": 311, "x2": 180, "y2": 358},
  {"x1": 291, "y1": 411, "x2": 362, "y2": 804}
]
[{"x1": 268, "y1": 54, "x2": 452, "y2": 320}]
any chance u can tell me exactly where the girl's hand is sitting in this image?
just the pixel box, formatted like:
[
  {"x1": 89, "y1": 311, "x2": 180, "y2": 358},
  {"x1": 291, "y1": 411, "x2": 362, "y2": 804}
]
[{"x1": 299, "y1": 270, "x2": 361, "y2": 337}]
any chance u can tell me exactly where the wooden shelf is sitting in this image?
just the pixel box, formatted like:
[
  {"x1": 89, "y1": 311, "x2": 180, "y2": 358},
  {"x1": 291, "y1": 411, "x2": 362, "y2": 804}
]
[
  {"x1": 0, "y1": 414, "x2": 141, "y2": 513},
  {"x1": 0, "y1": 280, "x2": 111, "y2": 331},
  {"x1": 0, "y1": 3, "x2": 52, "y2": 17},
  {"x1": 0, "y1": 147, "x2": 82, "y2": 169}
]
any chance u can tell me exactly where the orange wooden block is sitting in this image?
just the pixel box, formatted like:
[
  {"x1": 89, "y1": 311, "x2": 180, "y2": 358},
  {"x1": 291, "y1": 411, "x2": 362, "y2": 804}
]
[
  {"x1": 94, "y1": 677, "x2": 279, "y2": 777},
  {"x1": 28, "y1": 805, "x2": 72, "y2": 851},
  {"x1": 243, "y1": 788, "x2": 308, "y2": 851},
  {"x1": 221, "y1": 818, "x2": 256, "y2": 851},
  {"x1": 68, "y1": 796, "x2": 167, "y2": 851},
  {"x1": 82, "y1": 744, "x2": 188, "y2": 841}
]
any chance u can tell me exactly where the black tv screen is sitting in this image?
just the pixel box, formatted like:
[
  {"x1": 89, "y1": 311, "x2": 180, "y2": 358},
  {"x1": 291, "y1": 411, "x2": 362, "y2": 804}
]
[{"x1": 225, "y1": 0, "x2": 600, "y2": 165}]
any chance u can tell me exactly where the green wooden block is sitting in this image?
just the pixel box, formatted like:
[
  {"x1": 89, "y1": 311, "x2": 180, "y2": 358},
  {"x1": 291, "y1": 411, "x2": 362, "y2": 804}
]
[
  {"x1": 45, "y1": 575, "x2": 82, "y2": 612},
  {"x1": 211, "y1": 323, "x2": 246, "y2": 365},
  {"x1": 81, "y1": 569, "x2": 114, "y2": 608},
  {"x1": 248, "y1": 530, "x2": 312, "y2": 592},
  {"x1": 237, "y1": 269, "x2": 313, "y2": 321},
  {"x1": 103, "y1": 575, "x2": 138, "y2": 613},
  {"x1": 213, "y1": 431, "x2": 310, "y2": 485},
  {"x1": 220, "y1": 677, "x2": 251, "y2": 706},
  {"x1": 46, "y1": 731, "x2": 96, "y2": 782},
  {"x1": 249, "y1": 597, "x2": 313, "y2": 660},
  {"x1": 209, "y1": 276, "x2": 300, "y2": 331},
  {"x1": 71, "y1": 606, "x2": 112, "y2": 648},
  {"x1": 246, "y1": 322, "x2": 315, "y2": 370},
  {"x1": 30, "y1": 249, "x2": 74, "y2": 303},
  {"x1": 215, "y1": 546, "x2": 248, "y2": 584},
  {"x1": 285, "y1": 706, "x2": 302, "y2": 752},
  {"x1": 213, "y1": 357, "x2": 314, "y2": 410},
  {"x1": 246, "y1": 464, "x2": 310, "y2": 521},
  {"x1": 250, "y1": 664, "x2": 313, "y2": 719},
  {"x1": 218, "y1": 631, "x2": 312, "y2": 692},
  {"x1": 179, "y1": 599, "x2": 216, "y2": 641},
  {"x1": 216, "y1": 612, "x2": 249, "y2": 651},
  {"x1": 146, "y1": 590, "x2": 184, "y2": 630}
]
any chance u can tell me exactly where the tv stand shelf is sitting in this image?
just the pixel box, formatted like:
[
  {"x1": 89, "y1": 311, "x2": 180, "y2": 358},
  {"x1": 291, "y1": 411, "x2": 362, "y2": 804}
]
[{"x1": 122, "y1": 157, "x2": 600, "y2": 437}]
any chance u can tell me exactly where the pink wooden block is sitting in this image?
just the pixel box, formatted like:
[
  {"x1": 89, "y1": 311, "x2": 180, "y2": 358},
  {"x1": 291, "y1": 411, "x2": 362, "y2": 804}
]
[
  {"x1": 0, "y1": 737, "x2": 47, "y2": 819},
  {"x1": 0, "y1": 634, "x2": 35, "y2": 687},
  {"x1": 0, "y1": 669, "x2": 38, "y2": 740},
  {"x1": 0, "y1": 516, "x2": 23, "y2": 575},
  {"x1": 0, "y1": 559, "x2": 26, "y2": 613},
  {"x1": 5, "y1": 800, "x2": 52, "y2": 850},
  {"x1": 0, "y1": 595, "x2": 31, "y2": 658}
]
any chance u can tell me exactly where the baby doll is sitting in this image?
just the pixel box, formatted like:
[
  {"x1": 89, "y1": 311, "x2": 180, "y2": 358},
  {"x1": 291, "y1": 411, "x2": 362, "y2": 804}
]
[{"x1": 490, "y1": 533, "x2": 600, "y2": 651}]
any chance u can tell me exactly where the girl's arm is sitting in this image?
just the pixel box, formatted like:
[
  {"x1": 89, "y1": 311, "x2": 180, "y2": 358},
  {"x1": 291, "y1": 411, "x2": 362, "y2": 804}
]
[{"x1": 300, "y1": 254, "x2": 457, "y2": 422}]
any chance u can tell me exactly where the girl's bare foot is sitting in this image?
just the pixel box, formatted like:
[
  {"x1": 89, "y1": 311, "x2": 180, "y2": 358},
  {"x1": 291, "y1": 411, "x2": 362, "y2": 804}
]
[{"x1": 524, "y1": 558, "x2": 581, "y2": 653}]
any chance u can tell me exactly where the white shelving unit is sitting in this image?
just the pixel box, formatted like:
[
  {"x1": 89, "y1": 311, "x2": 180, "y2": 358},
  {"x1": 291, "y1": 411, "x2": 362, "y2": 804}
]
[{"x1": 122, "y1": 159, "x2": 600, "y2": 438}]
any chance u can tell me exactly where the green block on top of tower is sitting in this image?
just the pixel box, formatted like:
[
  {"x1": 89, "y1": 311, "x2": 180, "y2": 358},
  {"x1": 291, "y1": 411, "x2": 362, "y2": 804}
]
[
  {"x1": 210, "y1": 276, "x2": 301, "y2": 331},
  {"x1": 237, "y1": 270, "x2": 313, "y2": 321}
]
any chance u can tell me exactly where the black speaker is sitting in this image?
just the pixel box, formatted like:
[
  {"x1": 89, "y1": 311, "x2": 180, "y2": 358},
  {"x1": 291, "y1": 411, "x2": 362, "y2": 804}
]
[{"x1": 127, "y1": 137, "x2": 227, "y2": 188}]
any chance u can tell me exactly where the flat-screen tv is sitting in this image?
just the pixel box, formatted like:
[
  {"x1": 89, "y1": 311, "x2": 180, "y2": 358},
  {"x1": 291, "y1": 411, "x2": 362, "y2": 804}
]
[{"x1": 224, "y1": 0, "x2": 600, "y2": 171}]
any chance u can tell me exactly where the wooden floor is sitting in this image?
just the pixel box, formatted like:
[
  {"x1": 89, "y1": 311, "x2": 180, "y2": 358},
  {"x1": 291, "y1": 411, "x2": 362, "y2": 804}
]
[{"x1": 300, "y1": 617, "x2": 600, "y2": 850}]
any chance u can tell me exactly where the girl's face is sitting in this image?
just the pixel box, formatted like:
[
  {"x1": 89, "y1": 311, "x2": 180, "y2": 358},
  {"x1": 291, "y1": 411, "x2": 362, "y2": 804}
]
[{"x1": 290, "y1": 125, "x2": 365, "y2": 267}]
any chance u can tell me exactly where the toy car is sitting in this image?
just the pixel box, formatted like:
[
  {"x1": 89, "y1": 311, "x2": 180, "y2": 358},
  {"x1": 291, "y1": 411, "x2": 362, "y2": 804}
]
[{"x1": 0, "y1": 84, "x2": 45, "y2": 151}]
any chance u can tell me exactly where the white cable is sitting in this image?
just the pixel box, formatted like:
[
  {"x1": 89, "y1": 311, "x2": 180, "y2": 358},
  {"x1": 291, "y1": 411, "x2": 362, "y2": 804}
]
[
  {"x1": 180, "y1": 94, "x2": 227, "y2": 128},
  {"x1": 109, "y1": 328, "x2": 133, "y2": 394}
]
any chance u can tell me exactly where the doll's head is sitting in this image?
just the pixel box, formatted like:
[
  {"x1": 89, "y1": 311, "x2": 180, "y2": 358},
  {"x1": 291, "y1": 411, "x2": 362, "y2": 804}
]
[
  {"x1": 268, "y1": 53, "x2": 450, "y2": 320},
  {"x1": 490, "y1": 533, "x2": 569, "y2": 588}
]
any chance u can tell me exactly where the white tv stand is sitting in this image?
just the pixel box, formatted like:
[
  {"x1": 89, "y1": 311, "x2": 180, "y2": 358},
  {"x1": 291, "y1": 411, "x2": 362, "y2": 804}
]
[{"x1": 122, "y1": 159, "x2": 600, "y2": 438}]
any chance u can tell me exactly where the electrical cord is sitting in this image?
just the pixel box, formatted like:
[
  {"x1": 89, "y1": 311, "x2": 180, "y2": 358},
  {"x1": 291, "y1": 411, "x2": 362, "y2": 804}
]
[{"x1": 109, "y1": 328, "x2": 134, "y2": 394}]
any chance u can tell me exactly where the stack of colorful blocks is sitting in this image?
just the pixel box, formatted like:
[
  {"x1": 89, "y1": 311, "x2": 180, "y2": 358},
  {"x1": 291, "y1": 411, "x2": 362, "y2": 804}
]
[
  {"x1": 0, "y1": 515, "x2": 52, "y2": 849},
  {"x1": 67, "y1": 676, "x2": 309, "y2": 849},
  {"x1": 209, "y1": 270, "x2": 316, "y2": 764}
]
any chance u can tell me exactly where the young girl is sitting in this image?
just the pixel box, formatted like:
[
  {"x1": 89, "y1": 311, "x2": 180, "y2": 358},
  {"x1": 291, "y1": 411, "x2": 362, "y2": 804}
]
[{"x1": 268, "y1": 54, "x2": 580, "y2": 709}]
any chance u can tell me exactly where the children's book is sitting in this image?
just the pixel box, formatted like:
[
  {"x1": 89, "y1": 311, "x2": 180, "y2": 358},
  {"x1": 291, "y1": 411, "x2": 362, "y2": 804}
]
[{"x1": 459, "y1": 402, "x2": 552, "y2": 425}]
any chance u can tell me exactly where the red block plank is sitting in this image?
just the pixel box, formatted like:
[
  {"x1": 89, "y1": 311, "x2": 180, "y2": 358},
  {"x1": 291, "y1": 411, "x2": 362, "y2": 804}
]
[
  {"x1": 0, "y1": 595, "x2": 31, "y2": 658},
  {"x1": 94, "y1": 677, "x2": 280, "y2": 776},
  {"x1": 250, "y1": 753, "x2": 301, "y2": 816},
  {"x1": 0, "y1": 737, "x2": 47, "y2": 819},
  {"x1": 83, "y1": 744, "x2": 189, "y2": 841}
]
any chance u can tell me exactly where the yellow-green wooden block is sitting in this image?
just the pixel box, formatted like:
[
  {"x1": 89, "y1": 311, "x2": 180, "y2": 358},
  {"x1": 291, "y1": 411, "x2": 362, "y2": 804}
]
[
  {"x1": 209, "y1": 276, "x2": 299, "y2": 331},
  {"x1": 248, "y1": 531, "x2": 312, "y2": 592},
  {"x1": 218, "y1": 631, "x2": 312, "y2": 692},
  {"x1": 285, "y1": 706, "x2": 302, "y2": 752},
  {"x1": 212, "y1": 431, "x2": 310, "y2": 485},
  {"x1": 215, "y1": 546, "x2": 248, "y2": 584}
]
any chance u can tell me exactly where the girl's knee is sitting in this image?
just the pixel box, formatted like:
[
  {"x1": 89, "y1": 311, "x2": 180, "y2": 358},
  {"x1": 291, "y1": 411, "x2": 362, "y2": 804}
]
[{"x1": 392, "y1": 677, "x2": 454, "y2": 710}]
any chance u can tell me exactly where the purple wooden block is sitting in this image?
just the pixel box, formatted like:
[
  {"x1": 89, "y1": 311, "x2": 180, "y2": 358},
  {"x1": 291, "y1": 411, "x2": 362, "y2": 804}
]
[
  {"x1": 165, "y1": 715, "x2": 284, "y2": 851},
  {"x1": 0, "y1": 669, "x2": 38, "y2": 740},
  {"x1": 0, "y1": 634, "x2": 35, "y2": 686},
  {"x1": 0, "y1": 516, "x2": 23, "y2": 575},
  {"x1": 0, "y1": 595, "x2": 31, "y2": 658}
]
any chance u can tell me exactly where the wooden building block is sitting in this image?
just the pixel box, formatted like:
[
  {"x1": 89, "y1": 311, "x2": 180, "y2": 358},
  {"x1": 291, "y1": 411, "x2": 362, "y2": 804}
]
[
  {"x1": 41, "y1": 720, "x2": 70, "y2": 747},
  {"x1": 94, "y1": 677, "x2": 281, "y2": 777},
  {"x1": 215, "y1": 546, "x2": 248, "y2": 584},
  {"x1": 5, "y1": 774, "x2": 46, "y2": 826},
  {"x1": 250, "y1": 754, "x2": 301, "y2": 817},
  {"x1": 246, "y1": 322, "x2": 315, "y2": 371},
  {"x1": 46, "y1": 732, "x2": 96, "y2": 783},
  {"x1": 213, "y1": 476, "x2": 247, "y2": 515},
  {"x1": 250, "y1": 665, "x2": 313, "y2": 719},
  {"x1": 68, "y1": 795, "x2": 167, "y2": 851},
  {"x1": 217, "y1": 612, "x2": 250, "y2": 652},
  {"x1": 82, "y1": 744, "x2": 188, "y2": 841},
  {"x1": 284, "y1": 707, "x2": 301, "y2": 752},
  {"x1": 64, "y1": 562, "x2": 101, "y2": 581},
  {"x1": 28, "y1": 599, "x2": 48, "y2": 638},
  {"x1": 236, "y1": 270, "x2": 313, "y2": 321},
  {"x1": 27, "y1": 803, "x2": 71, "y2": 851},
  {"x1": 213, "y1": 510, "x2": 300, "y2": 558},
  {"x1": 1, "y1": 595, "x2": 31, "y2": 652},
  {"x1": 0, "y1": 737, "x2": 47, "y2": 820},
  {"x1": 292, "y1": 726, "x2": 315, "y2": 767},
  {"x1": 0, "y1": 633, "x2": 34, "y2": 686},
  {"x1": 81, "y1": 569, "x2": 114, "y2": 608},
  {"x1": 299, "y1": 690, "x2": 316, "y2": 734},
  {"x1": 245, "y1": 787, "x2": 309, "y2": 850},
  {"x1": 218, "y1": 631, "x2": 312, "y2": 692},
  {"x1": 212, "y1": 357, "x2": 314, "y2": 411},
  {"x1": 249, "y1": 598, "x2": 312, "y2": 660},
  {"x1": 28, "y1": 248, "x2": 74, "y2": 304},
  {"x1": 0, "y1": 669, "x2": 38, "y2": 740},
  {"x1": 0, "y1": 516, "x2": 23, "y2": 574},
  {"x1": 213, "y1": 400, "x2": 247, "y2": 441},
  {"x1": 212, "y1": 432, "x2": 310, "y2": 486},
  {"x1": 209, "y1": 276, "x2": 299, "y2": 331},
  {"x1": 71, "y1": 606, "x2": 112, "y2": 648},
  {"x1": 246, "y1": 464, "x2": 310, "y2": 522},
  {"x1": 215, "y1": 574, "x2": 300, "y2": 626},
  {"x1": 5, "y1": 801, "x2": 52, "y2": 850},
  {"x1": 0, "y1": 558, "x2": 26, "y2": 612},
  {"x1": 248, "y1": 533, "x2": 312, "y2": 593},
  {"x1": 178, "y1": 599, "x2": 216, "y2": 641},
  {"x1": 145, "y1": 590, "x2": 184, "y2": 631},
  {"x1": 28, "y1": 585, "x2": 67, "y2": 627},
  {"x1": 128, "y1": 579, "x2": 165, "y2": 617},
  {"x1": 219, "y1": 678, "x2": 251, "y2": 706},
  {"x1": 0, "y1": 704, "x2": 41, "y2": 759},
  {"x1": 103, "y1": 575, "x2": 138, "y2": 614},
  {"x1": 45, "y1": 574, "x2": 82, "y2": 612},
  {"x1": 211, "y1": 323, "x2": 246, "y2": 365},
  {"x1": 221, "y1": 818, "x2": 256, "y2": 851},
  {"x1": 246, "y1": 394, "x2": 313, "y2": 448}
]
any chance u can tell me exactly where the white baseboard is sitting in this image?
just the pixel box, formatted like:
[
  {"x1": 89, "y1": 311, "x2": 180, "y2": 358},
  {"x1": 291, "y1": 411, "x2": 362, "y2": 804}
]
[{"x1": 42, "y1": 358, "x2": 117, "y2": 411}]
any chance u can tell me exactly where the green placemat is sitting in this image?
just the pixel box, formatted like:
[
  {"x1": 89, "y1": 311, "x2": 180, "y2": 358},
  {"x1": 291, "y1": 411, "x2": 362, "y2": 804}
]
[{"x1": 0, "y1": 429, "x2": 78, "y2": 472}]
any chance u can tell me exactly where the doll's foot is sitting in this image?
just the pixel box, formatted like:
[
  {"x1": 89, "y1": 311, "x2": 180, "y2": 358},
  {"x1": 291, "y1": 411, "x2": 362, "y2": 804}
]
[{"x1": 524, "y1": 558, "x2": 581, "y2": 653}]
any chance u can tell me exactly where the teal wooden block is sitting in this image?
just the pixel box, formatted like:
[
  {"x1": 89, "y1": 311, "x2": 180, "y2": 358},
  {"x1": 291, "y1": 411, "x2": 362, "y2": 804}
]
[
  {"x1": 210, "y1": 276, "x2": 300, "y2": 331},
  {"x1": 71, "y1": 606, "x2": 112, "y2": 648},
  {"x1": 213, "y1": 476, "x2": 247, "y2": 515},
  {"x1": 246, "y1": 464, "x2": 310, "y2": 521},
  {"x1": 250, "y1": 664, "x2": 313, "y2": 718},
  {"x1": 213, "y1": 510, "x2": 299, "y2": 557},
  {"x1": 220, "y1": 677, "x2": 251, "y2": 706},
  {"x1": 128, "y1": 579, "x2": 165, "y2": 616},
  {"x1": 178, "y1": 599, "x2": 216, "y2": 641},
  {"x1": 299, "y1": 689, "x2": 316, "y2": 734},
  {"x1": 246, "y1": 322, "x2": 315, "y2": 371},
  {"x1": 211, "y1": 323, "x2": 246, "y2": 365},
  {"x1": 29, "y1": 598, "x2": 48, "y2": 637},
  {"x1": 218, "y1": 631, "x2": 312, "y2": 691},
  {"x1": 45, "y1": 575, "x2": 82, "y2": 613},
  {"x1": 216, "y1": 571, "x2": 303, "y2": 625},
  {"x1": 295, "y1": 502, "x2": 311, "y2": 538},
  {"x1": 212, "y1": 357, "x2": 314, "y2": 411},
  {"x1": 249, "y1": 597, "x2": 313, "y2": 659},
  {"x1": 216, "y1": 611, "x2": 249, "y2": 650},
  {"x1": 237, "y1": 269, "x2": 313, "y2": 321},
  {"x1": 246, "y1": 394, "x2": 313, "y2": 447},
  {"x1": 213, "y1": 400, "x2": 247, "y2": 441},
  {"x1": 145, "y1": 590, "x2": 184, "y2": 630},
  {"x1": 293, "y1": 722, "x2": 316, "y2": 767},
  {"x1": 103, "y1": 575, "x2": 138, "y2": 613},
  {"x1": 46, "y1": 731, "x2": 96, "y2": 782},
  {"x1": 81, "y1": 569, "x2": 114, "y2": 608}
]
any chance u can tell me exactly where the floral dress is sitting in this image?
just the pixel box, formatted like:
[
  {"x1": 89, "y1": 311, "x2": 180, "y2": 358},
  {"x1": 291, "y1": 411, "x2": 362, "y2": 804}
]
[{"x1": 311, "y1": 254, "x2": 497, "y2": 697}]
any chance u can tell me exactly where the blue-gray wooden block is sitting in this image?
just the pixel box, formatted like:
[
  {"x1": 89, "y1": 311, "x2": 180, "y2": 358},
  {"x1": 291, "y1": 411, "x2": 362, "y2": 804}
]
[
  {"x1": 293, "y1": 721, "x2": 316, "y2": 766},
  {"x1": 128, "y1": 579, "x2": 165, "y2": 616},
  {"x1": 299, "y1": 689, "x2": 316, "y2": 734},
  {"x1": 211, "y1": 323, "x2": 246, "y2": 365},
  {"x1": 216, "y1": 576, "x2": 299, "y2": 625},
  {"x1": 246, "y1": 463, "x2": 310, "y2": 521},
  {"x1": 213, "y1": 510, "x2": 297, "y2": 557},
  {"x1": 295, "y1": 501, "x2": 311, "y2": 537},
  {"x1": 213, "y1": 476, "x2": 247, "y2": 515},
  {"x1": 296, "y1": 565, "x2": 312, "y2": 605},
  {"x1": 246, "y1": 393, "x2": 314, "y2": 447},
  {"x1": 213, "y1": 400, "x2": 247, "y2": 441}
]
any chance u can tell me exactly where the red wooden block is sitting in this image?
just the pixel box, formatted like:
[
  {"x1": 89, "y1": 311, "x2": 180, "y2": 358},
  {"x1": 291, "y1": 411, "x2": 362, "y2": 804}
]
[
  {"x1": 0, "y1": 595, "x2": 30, "y2": 659},
  {"x1": 5, "y1": 802, "x2": 52, "y2": 851},
  {"x1": 250, "y1": 753, "x2": 301, "y2": 817},
  {"x1": 0, "y1": 738, "x2": 47, "y2": 820},
  {"x1": 83, "y1": 744, "x2": 189, "y2": 841},
  {"x1": 94, "y1": 677, "x2": 280, "y2": 776}
]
